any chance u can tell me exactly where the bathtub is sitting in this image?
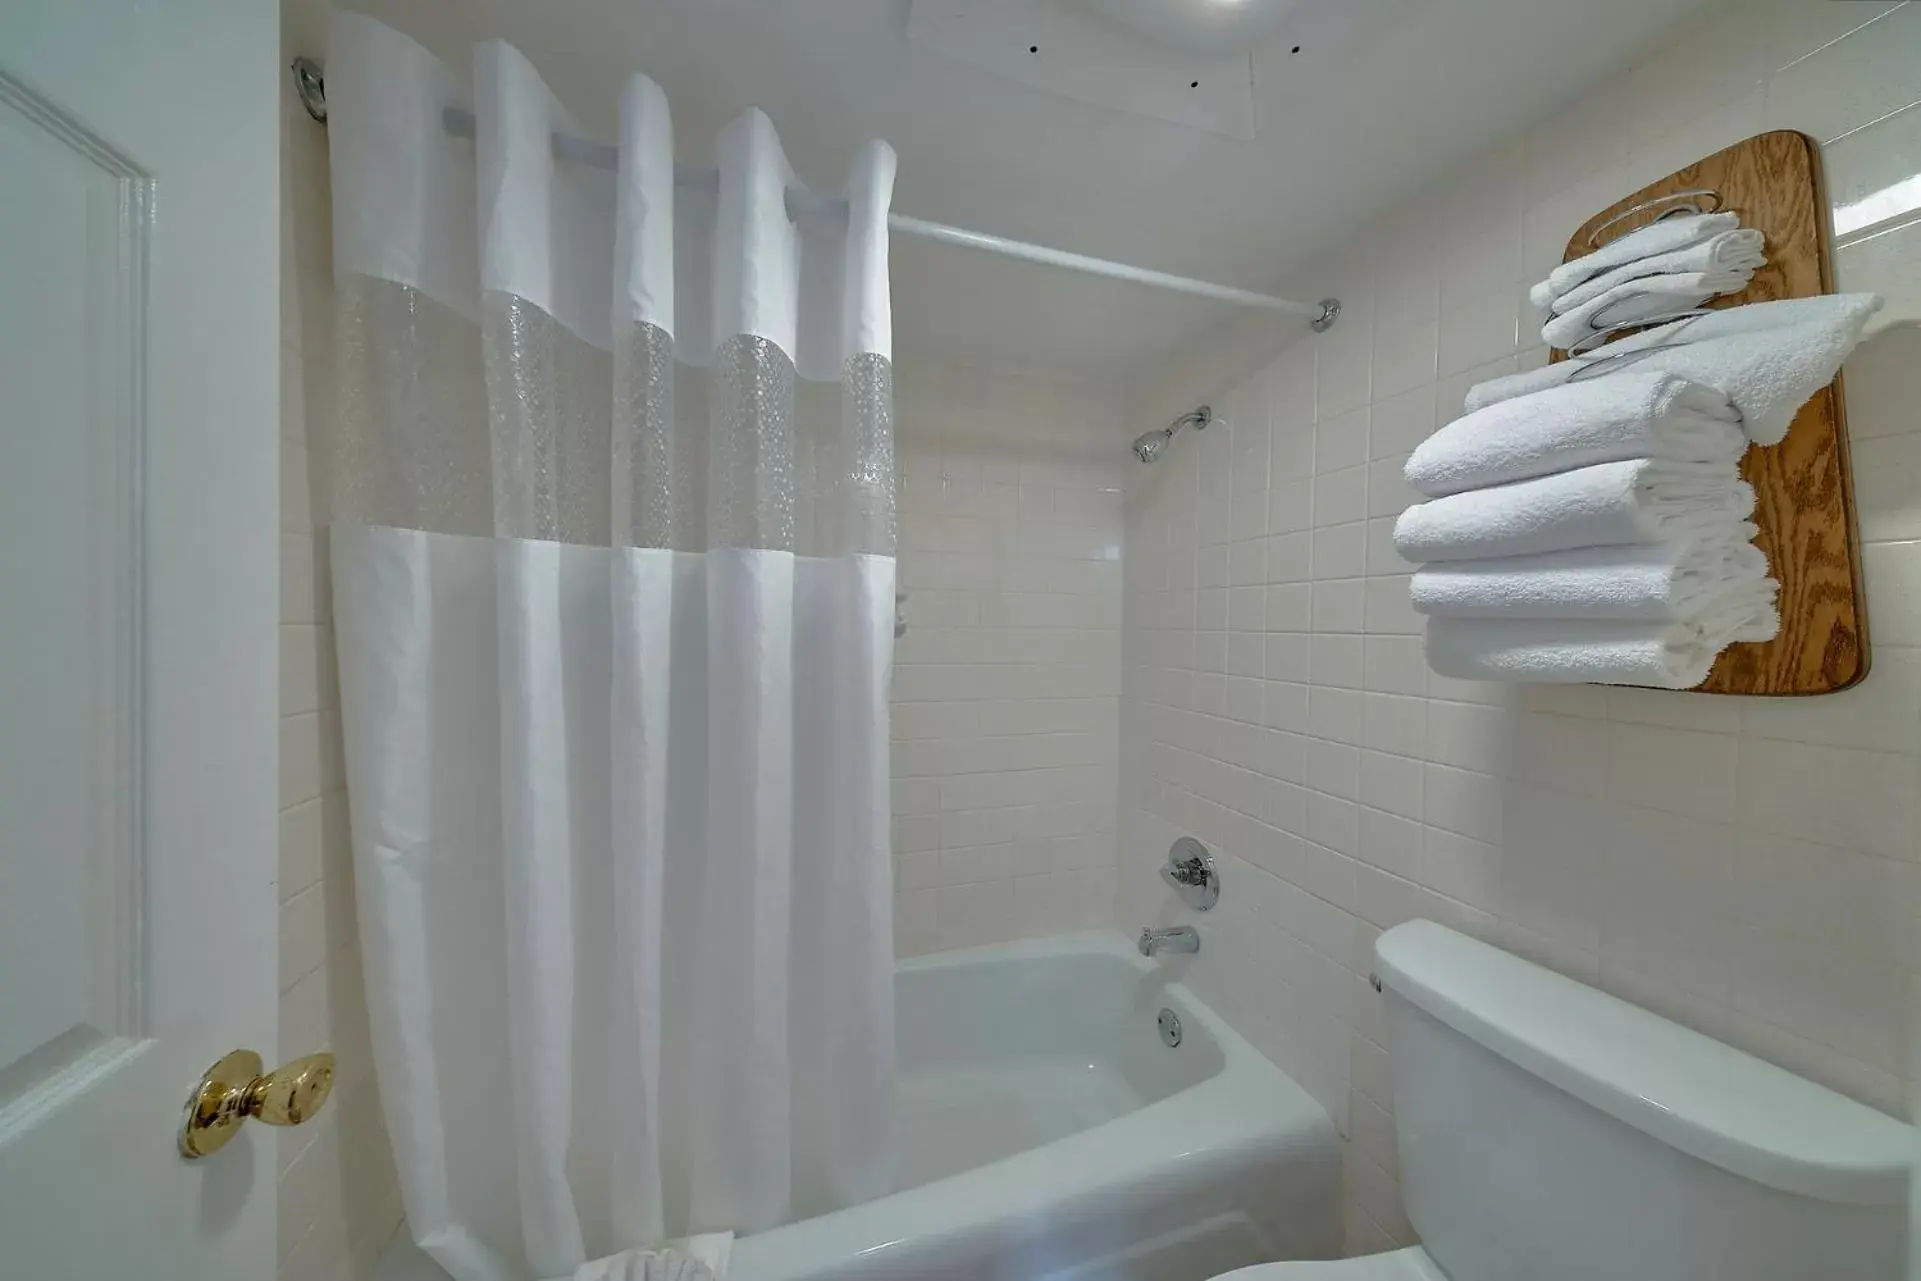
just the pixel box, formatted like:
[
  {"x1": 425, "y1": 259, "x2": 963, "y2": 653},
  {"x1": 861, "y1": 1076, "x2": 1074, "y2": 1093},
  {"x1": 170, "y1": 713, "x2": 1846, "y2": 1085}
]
[{"x1": 372, "y1": 930, "x2": 1340, "y2": 1281}]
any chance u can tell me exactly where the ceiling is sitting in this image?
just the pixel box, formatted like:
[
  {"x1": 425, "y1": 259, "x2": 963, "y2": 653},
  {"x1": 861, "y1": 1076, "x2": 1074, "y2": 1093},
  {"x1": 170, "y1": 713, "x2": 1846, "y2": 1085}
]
[{"x1": 322, "y1": 0, "x2": 1710, "y2": 384}]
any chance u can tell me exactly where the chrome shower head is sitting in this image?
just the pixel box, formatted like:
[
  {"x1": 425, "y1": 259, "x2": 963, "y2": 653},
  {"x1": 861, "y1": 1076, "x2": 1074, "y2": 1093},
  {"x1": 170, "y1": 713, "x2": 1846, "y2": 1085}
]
[
  {"x1": 1132, "y1": 428, "x2": 1174, "y2": 464},
  {"x1": 1131, "y1": 406, "x2": 1213, "y2": 463}
]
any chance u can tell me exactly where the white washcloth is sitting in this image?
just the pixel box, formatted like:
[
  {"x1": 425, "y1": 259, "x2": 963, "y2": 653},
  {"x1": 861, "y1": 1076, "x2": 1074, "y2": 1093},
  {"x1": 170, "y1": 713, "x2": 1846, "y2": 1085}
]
[
  {"x1": 1529, "y1": 212, "x2": 1739, "y2": 309},
  {"x1": 1405, "y1": 370, "x2": 1744, "y2": 498},
  {"x1": 1464, "y1": 294, "x2": 1885, "y2": 442},
  {"x1": 1424, "y1": 582, "x2": 1780, "y2": 688},
  {"x1": 1477, "y1": 294, "x2": 1883, "y2": 411},
  {"x1": 1548, "y1": 229, "x2": 1765, "y2": 314},
  {"x1": 563, "y1": 1235, "x2": 733, "y2": 1281},
  {"x1": 1393, "y1": 458, "x2": 1755, "y2": 563},
  {"x1": 1409, "y1": 529, "x2": 1767, "y2": 620},
  {"x1": 1543, "y1": 276, "x2": 1720, "y2": 350}
]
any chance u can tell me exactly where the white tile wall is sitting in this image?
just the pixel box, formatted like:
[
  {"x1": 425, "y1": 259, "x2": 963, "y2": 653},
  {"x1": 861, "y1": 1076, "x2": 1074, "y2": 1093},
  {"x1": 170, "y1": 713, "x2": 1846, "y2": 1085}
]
[
  {"x1": 892, "y1": 362, "x2": 1127, "y2": 955},
  {"x1": 1120, "y1": 0, "x2": 1921, "y2": 1256},
  {"x1": 279, "y1": 0, "x2": 406, "y2": 1274}
]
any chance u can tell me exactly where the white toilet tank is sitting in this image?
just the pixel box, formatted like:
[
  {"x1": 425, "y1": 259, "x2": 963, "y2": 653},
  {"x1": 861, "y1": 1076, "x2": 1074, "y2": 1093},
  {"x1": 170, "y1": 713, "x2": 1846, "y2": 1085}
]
[{"x1": 1374, "y1": 921, "x2": 1911, "y2": 1281}]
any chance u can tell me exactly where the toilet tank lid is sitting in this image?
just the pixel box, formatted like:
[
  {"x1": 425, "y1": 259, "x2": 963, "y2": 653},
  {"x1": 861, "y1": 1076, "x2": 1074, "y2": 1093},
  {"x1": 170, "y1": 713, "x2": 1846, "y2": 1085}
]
[{"x1": 1374, "y1": 921, "x2": 1912, "y2": 1205}]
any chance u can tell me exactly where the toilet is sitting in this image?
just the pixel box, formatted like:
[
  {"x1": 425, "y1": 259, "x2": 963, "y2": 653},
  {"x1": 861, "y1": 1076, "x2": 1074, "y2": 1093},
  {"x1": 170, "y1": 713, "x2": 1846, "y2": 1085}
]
[{"x1": 1219, "y1": 920, "x2": 1913, "y2": 1281}]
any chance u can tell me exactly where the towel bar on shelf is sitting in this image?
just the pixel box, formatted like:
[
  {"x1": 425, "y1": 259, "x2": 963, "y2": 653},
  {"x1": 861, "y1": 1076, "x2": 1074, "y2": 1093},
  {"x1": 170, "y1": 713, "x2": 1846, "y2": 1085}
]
[
  {"x1": 1584, "y1": 187, "x2": 1724, "y2": 247},
  {"x1": 1564, "y1": 305, "x2": 1714, "y2": 355}
]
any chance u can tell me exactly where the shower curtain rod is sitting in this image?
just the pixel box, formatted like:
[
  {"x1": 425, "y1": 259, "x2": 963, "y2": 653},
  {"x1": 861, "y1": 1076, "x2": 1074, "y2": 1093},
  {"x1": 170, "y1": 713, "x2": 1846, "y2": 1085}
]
[{"x1": 292, "y1": 58, "x2": 1342, "y2": 331}]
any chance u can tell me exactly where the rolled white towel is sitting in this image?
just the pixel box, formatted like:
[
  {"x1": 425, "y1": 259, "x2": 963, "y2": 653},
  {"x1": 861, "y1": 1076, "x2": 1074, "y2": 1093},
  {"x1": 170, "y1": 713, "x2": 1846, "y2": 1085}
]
[
  {"x1": 566, "y1": 1254, "x2": 715, "y2": 1281},
  {"x1": 1550, "y1": 228, "x2": 1765, "y2": 314},
  {"x1": 563, "y1": 1234, "x2": 732, "y2": 1281},
  {"x1": 1542, "y1": 275, "x2": 1721, "y2": 351},
  {"x1": 1529, "y1": 211, "x2": 1739, "y2": 309},
  {"x1": 1423, "y1": 582, "x2": 1781, "y2": 688},
  {"x1": 1393, "y1": 458, "x2": 1755, "y2": 563},
  {"x1": 1463, "y1": 294, "x2": 1885, "y2": 440},
  {"x1": 1409, "y1": 530, "x2": 1766, "y2": 620},
  {"x1": 1406, "y1": 370, "x2": 1744, "y2": 498}
]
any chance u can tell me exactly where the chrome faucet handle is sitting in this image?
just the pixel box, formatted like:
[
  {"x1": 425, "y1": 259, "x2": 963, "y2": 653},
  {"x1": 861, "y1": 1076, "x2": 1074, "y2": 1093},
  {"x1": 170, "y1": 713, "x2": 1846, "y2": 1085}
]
[{"x1": 1159, "y1": 837, "x2": 1220, "y2": 911}]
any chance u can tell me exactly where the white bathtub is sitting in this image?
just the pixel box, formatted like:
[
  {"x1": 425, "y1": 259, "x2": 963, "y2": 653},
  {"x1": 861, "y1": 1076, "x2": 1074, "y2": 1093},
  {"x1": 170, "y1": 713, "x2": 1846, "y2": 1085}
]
[{"x1": 373, "y1": 930, "x2": 1340, "y2": 1281}]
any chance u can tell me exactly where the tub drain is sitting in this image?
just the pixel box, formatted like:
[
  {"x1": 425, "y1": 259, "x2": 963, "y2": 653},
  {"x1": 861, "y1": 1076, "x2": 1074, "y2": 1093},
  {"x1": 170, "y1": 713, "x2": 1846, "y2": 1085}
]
[{"x1": 1157, "y1": 1008, "x2": 1182, "y2": 1048}]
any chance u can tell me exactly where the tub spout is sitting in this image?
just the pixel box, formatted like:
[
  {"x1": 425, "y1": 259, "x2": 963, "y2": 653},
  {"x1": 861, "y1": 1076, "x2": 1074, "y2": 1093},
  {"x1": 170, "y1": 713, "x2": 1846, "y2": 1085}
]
[{"x1": 1138, "y1": 926, "x2": 1200, "y2": 957}]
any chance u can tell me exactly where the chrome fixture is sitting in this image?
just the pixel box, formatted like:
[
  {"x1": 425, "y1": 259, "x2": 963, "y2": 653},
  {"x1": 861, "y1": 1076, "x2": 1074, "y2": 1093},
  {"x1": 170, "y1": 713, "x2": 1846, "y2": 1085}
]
[
  {"x1": 1157, "y1": 1007, "x2": 1183, "y2": 1047},
  {"x1": 1160, "y1": 835, "x2": 1220, "y2": 909},
  {"x1": 1138, "y1": 925, "x2": 1200, "y2": 957},
  {"x1": 1586, "y1": 188, "x2": 1722, "y2": 247},
  {"x1": 1132, "y1": 405, "x2": 1215, "y2": 463},
  {"x1": 291, "y1": 56, "x2": 328, "y2": 123}
]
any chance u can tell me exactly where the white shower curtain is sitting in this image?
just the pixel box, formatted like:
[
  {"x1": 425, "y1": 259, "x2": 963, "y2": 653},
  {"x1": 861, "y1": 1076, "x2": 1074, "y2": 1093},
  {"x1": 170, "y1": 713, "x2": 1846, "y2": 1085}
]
[{"x1": 323, "y1": 14, "x2": 897, "y2": 1280}]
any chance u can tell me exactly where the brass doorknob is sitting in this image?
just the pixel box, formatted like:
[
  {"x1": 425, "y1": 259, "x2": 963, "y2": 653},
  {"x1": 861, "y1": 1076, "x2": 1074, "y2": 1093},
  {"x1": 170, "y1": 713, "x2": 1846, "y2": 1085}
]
[{"x1": 178, "y1": 1049, "x2": 335, "y2": 1158}]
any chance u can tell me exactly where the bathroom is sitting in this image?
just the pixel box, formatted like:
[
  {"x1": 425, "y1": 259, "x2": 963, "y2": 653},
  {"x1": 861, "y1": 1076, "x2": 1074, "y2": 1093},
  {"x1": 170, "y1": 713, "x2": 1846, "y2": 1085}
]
[{"x1": 3, "y1": 0, "x2": 1919, "y2": 1278}]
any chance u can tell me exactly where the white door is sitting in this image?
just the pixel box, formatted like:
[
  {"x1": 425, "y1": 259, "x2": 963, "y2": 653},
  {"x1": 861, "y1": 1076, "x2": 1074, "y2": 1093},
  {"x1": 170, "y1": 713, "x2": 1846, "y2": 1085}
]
[{"x1": 0, "y1": 1, "x2": 282, "y2": 1277}]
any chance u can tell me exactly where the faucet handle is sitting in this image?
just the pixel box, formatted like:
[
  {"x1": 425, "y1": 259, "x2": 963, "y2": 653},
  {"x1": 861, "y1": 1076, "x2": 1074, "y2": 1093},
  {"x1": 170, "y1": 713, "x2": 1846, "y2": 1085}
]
[{"x1": 1160, "y1": 837, "x2": 1220, "y2": 911}]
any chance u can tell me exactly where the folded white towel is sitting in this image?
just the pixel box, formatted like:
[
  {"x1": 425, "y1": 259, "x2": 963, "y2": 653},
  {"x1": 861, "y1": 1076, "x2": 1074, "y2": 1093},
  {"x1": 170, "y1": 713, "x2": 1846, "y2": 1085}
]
[
  {"x1": 1393, "y1": 458, "x2": 1755, "y2": 563},
  {"x1": 1529, "y1": 212, "x2": 1740, "y2": 309},
  {"x1": 563, "y1": 1234, "x2": 732, "y2": 1281},
  {"x1": 1543, "y1": 276, "x2": 1720, "y2": 350},
  {"x1": 1548, "y1": 229, "x2": 1766, "y2": 314},
  {"x1": 1409, "y1": 530, "x2": 1766, "y2": 620},
  {"x1": 1405, "y1": 370, "x2": 1744, "y2": 498},
  {"x1": 1424, "y1": 583, "x2": 1780, "y2": 688},
  {"x1": 1463, "y1": 294, "x2": 1885, "y2": 439}
]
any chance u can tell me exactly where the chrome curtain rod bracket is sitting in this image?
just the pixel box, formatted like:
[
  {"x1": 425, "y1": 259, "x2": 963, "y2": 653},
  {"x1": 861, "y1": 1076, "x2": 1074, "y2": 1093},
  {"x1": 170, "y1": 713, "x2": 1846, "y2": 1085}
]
[
  {"x1": 292, "y1": 56, "x2": 327, "y2": 123},
  {"x1": 289, "y1": 57, "x2": 1339, "y2": 329}
]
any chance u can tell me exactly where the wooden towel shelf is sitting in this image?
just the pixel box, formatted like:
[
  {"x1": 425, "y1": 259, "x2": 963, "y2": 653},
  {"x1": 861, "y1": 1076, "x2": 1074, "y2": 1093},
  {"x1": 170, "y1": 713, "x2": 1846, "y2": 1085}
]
[{"x1": 1551, "y1": 130, "x2": 1866, "y2": 696}]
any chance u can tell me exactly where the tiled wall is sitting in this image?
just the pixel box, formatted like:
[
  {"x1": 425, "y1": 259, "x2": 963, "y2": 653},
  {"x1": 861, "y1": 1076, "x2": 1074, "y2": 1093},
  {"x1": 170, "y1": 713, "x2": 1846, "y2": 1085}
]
[
  {"x1": 892, "y1": 362, "x2": 1127, "y2": 956},
  {"x1": 279, "y1": 1, "x2": 406, "y2": 1275},
  {"x1": 1119, "y1": 0, "x2": 1921, "y2": 1256}
]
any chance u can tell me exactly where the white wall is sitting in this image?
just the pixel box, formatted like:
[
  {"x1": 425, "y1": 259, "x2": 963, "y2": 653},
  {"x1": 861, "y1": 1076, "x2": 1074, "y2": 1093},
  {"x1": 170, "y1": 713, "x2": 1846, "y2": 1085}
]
[
  {"x1": 1120, "y1": 0, "x2": 1921, "y2": 1256},
  {"x1": 892, "y1": 361, "x2": 1128, "y2": 955},
  {"x1": 279, "y1": 2, "x2": 407, "y2": 1275}
]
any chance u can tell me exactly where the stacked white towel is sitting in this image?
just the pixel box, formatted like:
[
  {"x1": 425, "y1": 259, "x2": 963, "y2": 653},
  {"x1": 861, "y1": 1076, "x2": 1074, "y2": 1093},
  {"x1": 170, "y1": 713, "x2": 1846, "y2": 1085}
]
[
  {"x1": 1531, "y1": 212, "x2": 1764, "y2": 350},
  {"x1": 1543, "y1": 276, "x2": 1720, "y2": 351},
  {"x1": 1529, "y1": 212, "x2": 1738, "y2": 308},
  {"x1": 1397, "y1": 369, "x2": 1778, "y2": 688},
  {"x1": 1424, "y1": 595, "x2": 1779, "y2": 688},
  {"x1": 1394, "y1": 457, "x2": 1755, "y2": 563},
  {"x1": 1405, "y1": 369, "x2": 1745, "y2": 496},
  {"x1": 1409, "y1": 533, "x2": 1765, "y2": 621},
  {"x1": 1465, "y1": 293, "x2": 1885, "y2": 444},
  {"x1": 1548, "y1": 230, "x2": 1765, "y2": 314}
]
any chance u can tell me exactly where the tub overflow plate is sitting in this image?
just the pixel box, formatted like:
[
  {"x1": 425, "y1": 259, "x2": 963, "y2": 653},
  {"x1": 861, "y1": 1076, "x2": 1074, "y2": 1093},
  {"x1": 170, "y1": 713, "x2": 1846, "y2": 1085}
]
[{"x1": 1157, "y1": 1008, "x2": 1183, "y2": 1048}]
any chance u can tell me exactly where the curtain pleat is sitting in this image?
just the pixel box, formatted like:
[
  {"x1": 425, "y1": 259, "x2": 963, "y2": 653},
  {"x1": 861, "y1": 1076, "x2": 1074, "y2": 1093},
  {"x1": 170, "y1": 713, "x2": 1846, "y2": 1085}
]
[
  {"x1": 494, "y1": 545, "x2": 585, "y2": 1275},
  {"x1": 325, "y1": 13, "x2": 898, "y2": 1280}
]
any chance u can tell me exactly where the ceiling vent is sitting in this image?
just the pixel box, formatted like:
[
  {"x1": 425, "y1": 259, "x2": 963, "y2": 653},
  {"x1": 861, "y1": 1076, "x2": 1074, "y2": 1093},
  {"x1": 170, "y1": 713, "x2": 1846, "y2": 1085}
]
[
  {"x1": 907, "y1": 0, "x2": 1410, "y2": 141},
  {"x1": 1075, "y1": 0, "x2": 1307, "y2": 56},
  {"x1": 907, "y1": 0, "x2": 1278, "y2": 139}
]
